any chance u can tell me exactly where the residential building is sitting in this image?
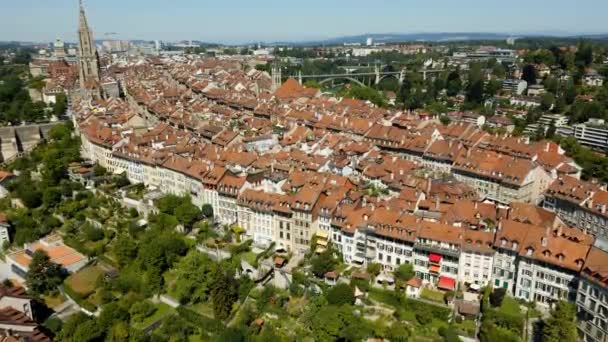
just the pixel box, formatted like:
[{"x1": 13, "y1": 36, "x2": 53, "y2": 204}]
[
  {"x1": 544, "y1": 176, "x2": 608, "y2": 238},
  {"x1": 577, "y1": 239, "x2": 608, "y2": 342},
  {"x1": 572, "y1": 121, "x2": 608, "y2": 151},
  {"x1": 5, "y1": 235, "x2": 87, "y2": 282},
  {"x1": 503, "y1": 79, "x2": 528, "y2": 95}
]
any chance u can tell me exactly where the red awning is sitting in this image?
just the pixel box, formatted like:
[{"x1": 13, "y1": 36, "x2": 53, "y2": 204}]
[
  {"x1": 429, "y1": 265, "x2": 441, "y2": 273},
  {"x1": 429, "y1": 253, "x2": 442, "y2": 263},
  {"x1": 438, "y1": 276, "x2": 456, "y2": 291}
]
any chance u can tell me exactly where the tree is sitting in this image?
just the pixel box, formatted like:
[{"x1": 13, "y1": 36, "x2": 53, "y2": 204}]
[
  {"x1": 311, "y1": 248, "x2": 336, "y2": 278},
  {"x1": 19, "y1": 187, "x2": 42, "y2": 208},
  {"x1": 53, "y1": 92, "x2": 68, "y2": 117},
  {"x1": 55, "y1": 313, "x2": 90, "y2": 341},
  {"x1": 173, "y1": 251, "x2": 218, "y2": 304},
  {"x1": 326, "y1": 283, "x2": 355, "y2": 306},
  {"x1": 575, "y1": 41, "x2": 594, "y2": 67},
  {"x1": 201, "y1": 203, "x2": 214, "y2": 218},
  {"x1": 439, "y1": 115, "x2": 451, "y2": 126},
  {"x1": 93, "y1": 164, "x2": 107, "y2": 177},
  {"x1": 210, "y1": 271, "x2": 239, "y2": 320},
  {"x1": 394, "y1": 263, "x2": 415, "y2": 282},
  {"x1": 366, "y1": 262, "x2": 381, "y2": 277},
  {"x1": 489, "y1": 288, "x2": 506, "y2": 307},
  {"x1": 545, "y1": 120, "x2": 557, "y2": 139},
  {"x1": 129, "y1": 300, "x2": 156, "y2": 322},
  {"x1": 466, "y1": 63, "x2": 484, "y2": 104},
  {"x1": 542, "y1": 301, "x2": 578, "y2": 342},
  {"x1": 113, "y1": 235, "x2": 138, "y2": 267},
  {"x1": 175, "y1": 201, "x2": 201, "y2": 227},
  {"x1": 25, "y1": 250, "x2": 65, "y2": 296},
  {"x1": 521, "y1": 64, "x2": 538, "y2": 86},
  {"x1": 446, "y1": 70, "x2": 462, "y2": 96},
  {"x1": 540, "y1": 93, "x2": 556, "y2": 111}
]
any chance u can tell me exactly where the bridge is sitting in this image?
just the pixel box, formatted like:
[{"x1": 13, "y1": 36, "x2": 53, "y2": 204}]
[{"x1": 284, "y1": 66, "x2": 446, "y2": 88}]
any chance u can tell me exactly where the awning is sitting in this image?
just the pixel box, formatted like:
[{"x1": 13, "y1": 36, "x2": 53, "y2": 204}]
[
  {"x1": 376, "y1": 273, "x2": 395, "y2": 284},
  {"x1": 429, "y1": 265, "x2": 441, "y2": 273},
  {"x1": 438, "y1": 276, "x2": 456, "y2": 291},
  {"x1": 316, "y1": 231, "x2": 329, "y2": 239},
  {"x1": 317, "y1": 239, "x2": 328, "y2": 247},
  {"x1": 429, "y1": 253, "x2": 442, "y2": 263},
  {"x1": 315, "y1": 246, "x2": 327, "y2": 254},
  {"x1": 469, "y1": 283, "x2": 481, "y2": 291}
]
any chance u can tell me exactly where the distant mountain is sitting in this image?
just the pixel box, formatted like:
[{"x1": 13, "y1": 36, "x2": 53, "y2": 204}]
[{"x1": 260, "y1": 32, "x2": 608, "y2": 47}]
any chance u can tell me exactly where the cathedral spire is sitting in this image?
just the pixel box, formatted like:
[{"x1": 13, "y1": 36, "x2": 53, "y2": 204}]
[{"x1": 77, "y1": 0, "x2": 101, "y2": 96}]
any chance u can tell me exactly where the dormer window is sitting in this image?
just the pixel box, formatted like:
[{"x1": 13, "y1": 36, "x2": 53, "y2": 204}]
[
  {"x1": 543, "y1": 250, "x2": 551, "y2": 257},
  {"x1": 501, "y1": 238, "x2": 507, "y2": 247},
  {"x1": 557, "y1": 253, "x2": 565, "y2": 262},
  {"x1": 512, "y1": 241, "x2": 518, "y2": 250},
  {"x1": 526, "y1": 248, "x2": 533, "y2": 256},
  {"x1": 541, "y1": 237, "x2": 548, "y2": 247}
]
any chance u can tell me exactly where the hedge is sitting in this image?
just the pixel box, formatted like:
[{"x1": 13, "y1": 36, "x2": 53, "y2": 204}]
[
  {"x1": 177, "y1": 307, "x2": 223, "y2": 333},
  {"x1": 61, "y1": 284, "x2": 97, "y2": 313}
]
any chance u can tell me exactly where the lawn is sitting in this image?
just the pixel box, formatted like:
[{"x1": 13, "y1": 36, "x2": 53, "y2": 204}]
[
  {"x1": 499, "y1": 296, "x2": 522, "y2": 316},
  {"x1": 65, "y1": 265, "x2": 104, "y2": 297},
  {"x1": 420, "y1": 288, "x2": 445, "y2": 303},
  {"x1": 188, "y1": 302, "x2": 214, "y2": 318},
  {"x1": 453, "y1": 319, "x2": 477, "y2": 336},
  {"x1": 43, "y1": 293, "x2": 67, "y2": 309},
  {"x1": 133, "y1": 303, "x2": 174, "y2": 330}
]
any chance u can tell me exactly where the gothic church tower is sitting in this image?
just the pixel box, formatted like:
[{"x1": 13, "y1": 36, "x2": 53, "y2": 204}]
[{"x1": 77, "y1": 0, "x2": 101, "y2": 96}]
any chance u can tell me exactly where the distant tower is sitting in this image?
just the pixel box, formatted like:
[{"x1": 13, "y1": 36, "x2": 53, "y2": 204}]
[
  {"x1": 54, "y1": 39, "x2": 66, "y2": 58},
  {"x1": 271, "y1": 61, "x2": 282, "y2": 92},
  {"x1": 77, "y1": 0, "x2": 101, "y2": 96}
]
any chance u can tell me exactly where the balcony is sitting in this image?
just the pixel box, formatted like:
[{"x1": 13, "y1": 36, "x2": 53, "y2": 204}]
[{"x1": 415, "y1": 243, "x2": 460, "y2": 258}]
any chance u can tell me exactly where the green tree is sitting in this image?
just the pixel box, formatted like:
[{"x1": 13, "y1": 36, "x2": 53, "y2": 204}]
[
  {"x1": 210, "y1": 271, "x2": 239, "y2": 320},
  {"x1": 53, "y1": 92, "x2": 68, "y2": 117},
  {"x1": 446, "y1": 70, "x2": 462, "y2": 96},
  {"x1": 201, "y1": 203, "x2": 214, "y2": 218},
  {"x1": 522, "y1": 64, "x2": 537, "y2": 85},
  {"x1": 173, "y1": 251, "x2": 218, "y2": 304},
  {"x1": 25, "y1": 250, "x2": 65, "y2": 296},
  {"x1": 93, "y1": 164, "x2": 107, "y2": 177},
  {"x1": 129, "y1": 300, "x2": 156, "y2": 322},
  {"x1": 175, "y1": 201, "x2": 201, "y2": 228},
  {"x1": 310, "y1": 248, "x2": 336, "y2": 278},
  {"x1": 466, "y1": 63, "x2": 484, "y2": 104},
  {"x1": 575, "y1": 41, "x2": 594, "y2": 67},
  {"x1": 545, "y1": 120, "x2": 557, "y2": 139},
  {"x1": 542, "y1": 301, "x2": 578, "y2": 342},
  {"x1": 394, "y1": 263, "x2": 415, "y2": 281},
  {"x1": 540, "y1": 93, "x2": 556, "y2": 111},
  {"x1": 326, "y1": 283, "x2": 355, "y2": 306},
  {"x1": 366, "y1": 262, "x2": 382, "y2": 277}
]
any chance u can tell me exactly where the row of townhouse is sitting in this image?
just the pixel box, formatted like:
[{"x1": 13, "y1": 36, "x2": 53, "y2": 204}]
[
  {"x1": 543, "y1": 175, "x2": 608, "y2": 239},
  {"x1": 79, "y1": 118, "x2": 604, "y2": 303},
  {"x1": 324, "y1": 197, "x2": 606, "y2": 312}
]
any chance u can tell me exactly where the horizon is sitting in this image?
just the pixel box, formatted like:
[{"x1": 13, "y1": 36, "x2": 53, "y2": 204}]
[{"x1": 1, "y1": 0, "x2": 607, "y2": 44}]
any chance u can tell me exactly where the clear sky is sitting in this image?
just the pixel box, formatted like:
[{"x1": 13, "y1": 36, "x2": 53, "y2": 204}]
[{"x1": 1, "y1": 0, "x2": 606, "y2": 44}]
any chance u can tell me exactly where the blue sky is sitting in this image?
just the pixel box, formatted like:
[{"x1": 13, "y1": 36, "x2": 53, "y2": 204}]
[{"x1": 1, "y1": 0, "x2": 606, "y2": 44}]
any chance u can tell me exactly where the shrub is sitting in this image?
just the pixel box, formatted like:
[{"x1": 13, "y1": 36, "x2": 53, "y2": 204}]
[
  {"x1": 326, "y1": 284, "x2": 355, "y2": 306},
  {"x1": 490, "y1": 288, "x2": 507, "y2": 307},
  {"x1": 129, "y1": 300, "x2": 156, "y2": 322}
]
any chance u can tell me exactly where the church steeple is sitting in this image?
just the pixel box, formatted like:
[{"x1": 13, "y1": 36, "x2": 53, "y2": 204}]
[{"x1": 77, "y1": 0, "x2": 101, "y2": 96}]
